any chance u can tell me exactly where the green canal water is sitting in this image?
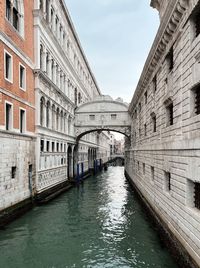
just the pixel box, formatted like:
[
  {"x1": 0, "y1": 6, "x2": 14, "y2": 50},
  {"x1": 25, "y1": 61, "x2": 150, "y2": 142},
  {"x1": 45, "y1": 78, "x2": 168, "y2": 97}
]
[{"x1": 0, "y1": 167, "x2": 178, "y2": 268}]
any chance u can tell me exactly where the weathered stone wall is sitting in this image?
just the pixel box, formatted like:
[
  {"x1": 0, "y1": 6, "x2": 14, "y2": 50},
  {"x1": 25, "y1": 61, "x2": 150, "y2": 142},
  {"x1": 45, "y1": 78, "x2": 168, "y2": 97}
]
[
  {"x1": 0, "y1": 133, "x2": 35, "y2": 211},
  {"x1": 126, "y1": 0, "x2": 200, "y2": 266}
]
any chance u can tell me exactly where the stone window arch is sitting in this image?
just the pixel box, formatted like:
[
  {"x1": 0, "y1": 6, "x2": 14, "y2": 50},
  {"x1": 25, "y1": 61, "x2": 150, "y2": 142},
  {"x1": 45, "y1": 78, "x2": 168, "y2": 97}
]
[
  {"x1": 68, "y1": 116, "x2": 72, "y2": 135},
  {"x1": 52, "y1": 104, "x2": 56, "y2": 130},
  {"x1": 40, "y1": 44, "x2": 44, "y2": 70},
  {"x1": 64, "y1": 112, "x2": 67, "y2": 133},
  {"x1": 6, "y1": 0, "x2": 24, "y2": 36},
  {"x1": 56, "y1": 107, "x2": 60, "y2": 131},
  {"x1": 46, "y1": 100, "x2": 50, "y2": 128},
  {"x1": 60, "y1": 110, "x2": 63, "y2": 132},
  {"x1": 40, "y1": 96, "x2": 45, "y2": 126}
]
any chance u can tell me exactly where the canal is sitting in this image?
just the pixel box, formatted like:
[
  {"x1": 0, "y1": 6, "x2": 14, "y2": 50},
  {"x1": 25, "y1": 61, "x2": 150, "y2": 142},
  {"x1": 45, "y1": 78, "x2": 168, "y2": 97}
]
[{"x1": 0, "y1": 167, "x2": 178, "y2": 268}]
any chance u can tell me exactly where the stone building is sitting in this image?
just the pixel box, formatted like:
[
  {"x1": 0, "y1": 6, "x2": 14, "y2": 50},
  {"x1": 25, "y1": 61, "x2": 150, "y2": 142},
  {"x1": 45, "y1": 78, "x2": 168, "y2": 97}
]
[
  {"x1": 0, "y1": 0, "x2": 35, "y2": 215},
  {"x1": 33, "y1": 0, "x2": 111, "y2": 198},
  {"x1": 125, "y1": 0, "x2": 200, "y2": 266}
]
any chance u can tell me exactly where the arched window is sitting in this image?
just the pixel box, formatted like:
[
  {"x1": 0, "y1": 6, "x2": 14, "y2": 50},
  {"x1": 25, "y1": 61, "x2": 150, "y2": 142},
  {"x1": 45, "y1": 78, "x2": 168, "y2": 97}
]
[
  {"x1": 40, "y1": 44, "x2": 43, "y2": 70},
  {"x1": 64, "y1": 113, "x2": 67, "y2": 133},
  {"x1": 68, "y1": 116, "x2": 71, "y2": 135},
  {"x1": 6, "y1": 0, "x2": 24, "y2": 36},
  {"x1": 60, "y1": 110, "x2": 63, "y2": 132},
  {"x1": 40, "y1": 97, "x2": 45, "y2": 126},
  {"x1": 56, "y1": 108, "x2": 59, "y2": 130},
  {"x1": 46, "y1": 101, "x2": 50, "y2": 128},
  {"x1": 51, "y1": 104, "x2": 56, "y2": 129}
]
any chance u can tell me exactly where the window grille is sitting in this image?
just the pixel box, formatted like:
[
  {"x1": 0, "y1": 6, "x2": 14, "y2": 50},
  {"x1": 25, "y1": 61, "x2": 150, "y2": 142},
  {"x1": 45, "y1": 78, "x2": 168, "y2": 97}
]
[
  {"x1": 153, "y1": 75, "x2": 157, "y2": 92},
  {"x1": 194, "y1": 182, "x2": 200, "y2": 210},
  {"x1": 194, "y1": 86, "x2": 200, "y2": 115}
]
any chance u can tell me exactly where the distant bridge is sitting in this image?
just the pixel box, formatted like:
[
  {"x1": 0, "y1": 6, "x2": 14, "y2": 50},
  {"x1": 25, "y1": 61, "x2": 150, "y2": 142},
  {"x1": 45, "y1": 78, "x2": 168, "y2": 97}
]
[{"x1": 75, "y1": 95, "x2": 131, "y2": 140}]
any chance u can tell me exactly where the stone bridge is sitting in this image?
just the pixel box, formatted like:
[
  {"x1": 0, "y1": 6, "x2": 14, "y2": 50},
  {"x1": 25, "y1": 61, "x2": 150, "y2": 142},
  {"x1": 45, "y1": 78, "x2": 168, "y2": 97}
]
[{"x1": 75, "y1": 96, "x2": 131, "y2": 140}]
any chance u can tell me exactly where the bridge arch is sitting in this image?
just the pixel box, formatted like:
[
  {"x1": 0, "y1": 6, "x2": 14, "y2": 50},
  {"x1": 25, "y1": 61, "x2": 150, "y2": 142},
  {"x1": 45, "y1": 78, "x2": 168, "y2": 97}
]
[{"x1": 75, "y1": 96, "x2": 131, "y2": 140}]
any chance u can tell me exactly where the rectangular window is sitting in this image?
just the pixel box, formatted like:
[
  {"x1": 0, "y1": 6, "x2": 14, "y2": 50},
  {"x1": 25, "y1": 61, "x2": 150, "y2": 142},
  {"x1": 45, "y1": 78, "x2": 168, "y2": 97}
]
[
  {"x1": 19, "y1": 109, "x2": 25, "y2": 133},
  {"x1": 46, "y1": 141, "x2": 50, "y2": 152},
  {"x1": 11, "y1": 166, "x2": 16, "y2": 179},
  {"x1": 166, "y1": 47, "x2": 174, "y2": 72},
  {"x1": 52, "y1": 142, "x2": 55, "y2": 152},
  {"x1": 6, "y1": 0, "x2": 11, "y2": 21},
  {"x1": 111, "y1": 114, "x2": 117, "y2": 120},
  {"x1": 144, "y1": 124, "x2": 147, "y2": 136},
  {"x1": 57, "y1": 142, "x2": 59, "y2": 152},
  {"x1": 19, "y1": 64, "x2": 26, "y2": 90},
  {"x1": 144, "y1": 91, "x2": 147, "y2": 104},
  {"x1": 13, "y1": 6, "x2": 19, "y2": 30},
  {"x1": 89, "y1": 115, "x2": 95, "y2": 120},
  {"x1": 151, "y1": 166, "x2": 155, "y2": 181},
  {"x1": 194, "y1": 182, "x2": 200, "y2": 210},
  {"x1": 5, "y1": 102, "x2": 12, "y2": 130},
  {"x1": 193, "y1": 85, "x2": 200, "y2": 115},
  {"x1": 165, "y1": 172, "x2": 171, "y2": 192},
  {"x1": 40, "y1": 139, "x2": 44, "y2": 152},
  {"x1": 61, "y1": 143, "x2": 63, "y2": 152},
  {"x1": 191, "y1": 2, "x2": 200, "y2": 38},
  {"x1": 4, "y1": 51, "x2": 13, "y2": 82},
  {"x1": 166, "y1": 102, "x2": 173, "y2": 126},
  {"x1": 143, "y1": 163, "x2": 145, "y2": 175},
  {"x1": 153, "y1": 75, "x2": 157, "y2": 93},
  {"x1": 151, "y1": 113, "x2": 156, "y2": 133}
]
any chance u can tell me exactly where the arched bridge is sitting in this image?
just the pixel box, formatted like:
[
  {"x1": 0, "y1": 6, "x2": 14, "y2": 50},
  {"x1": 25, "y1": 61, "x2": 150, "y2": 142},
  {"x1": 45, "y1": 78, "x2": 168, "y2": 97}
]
[{"x1": 75, "y1": 96, "x2": 131, "y2": 140}]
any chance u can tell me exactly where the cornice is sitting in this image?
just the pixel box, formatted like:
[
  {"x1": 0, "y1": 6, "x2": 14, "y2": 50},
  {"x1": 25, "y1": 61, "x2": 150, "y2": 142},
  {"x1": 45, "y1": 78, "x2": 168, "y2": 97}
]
[{"x1": 129, "y1": 0, "x2": 188, "y2": 113}]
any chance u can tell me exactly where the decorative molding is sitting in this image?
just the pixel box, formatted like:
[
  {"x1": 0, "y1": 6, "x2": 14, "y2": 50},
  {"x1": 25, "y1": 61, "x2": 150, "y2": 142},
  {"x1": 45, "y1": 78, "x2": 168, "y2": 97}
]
[{"x1": 129, "y1": 0, "x2": 188, "y2": 113}]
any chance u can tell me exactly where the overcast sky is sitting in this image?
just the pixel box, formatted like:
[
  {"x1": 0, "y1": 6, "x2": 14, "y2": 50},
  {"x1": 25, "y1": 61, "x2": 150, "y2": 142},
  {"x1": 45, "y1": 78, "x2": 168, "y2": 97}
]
[{"x1": 65, "y1": 0, "x2": 159, "y2": 103}]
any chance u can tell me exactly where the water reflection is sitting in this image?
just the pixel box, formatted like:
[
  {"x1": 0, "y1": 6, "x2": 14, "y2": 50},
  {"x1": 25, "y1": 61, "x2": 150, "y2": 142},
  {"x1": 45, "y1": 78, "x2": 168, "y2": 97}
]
[{"x1": 0, "y1": 167, "x2": 178, "y2": 268}]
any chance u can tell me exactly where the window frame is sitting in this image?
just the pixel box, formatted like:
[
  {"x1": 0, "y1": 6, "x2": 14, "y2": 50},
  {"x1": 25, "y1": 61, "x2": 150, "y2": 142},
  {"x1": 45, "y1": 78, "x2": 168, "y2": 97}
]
[
  {"x1": 5, "y1": 100, "x2": 13, "y2": 131},
  {"x1": 19, "y1": 107, "x2": 26, "y2": 133},
  {"x1": 19, "y1": 63, "x2": 26, "y2": 91},
  {"x1": 4, "y1": 50, "x2": 13, "y2": 83}
]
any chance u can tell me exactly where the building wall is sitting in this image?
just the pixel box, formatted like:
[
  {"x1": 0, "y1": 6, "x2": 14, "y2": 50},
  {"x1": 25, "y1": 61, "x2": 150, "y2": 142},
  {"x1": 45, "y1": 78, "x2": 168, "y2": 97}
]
[
  {"x1": 0, "y1": 0, "x2": 35, "y2": 211},
  {"x1": 34, "y1": 0, "x2": 111, "y2": 193},
  {"x1": 126, "y1": 0, "x2": 200, "y2": 266}
]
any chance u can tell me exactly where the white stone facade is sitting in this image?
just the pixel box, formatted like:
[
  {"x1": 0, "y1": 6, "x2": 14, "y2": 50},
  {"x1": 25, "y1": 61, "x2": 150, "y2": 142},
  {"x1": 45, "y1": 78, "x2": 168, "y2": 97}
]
[
  {"x1": 33, "y1": 0, "x2": 111, "y2": 193},
  {"x1": 125, "y1": 0, "x2": 200, "y2": 266}
]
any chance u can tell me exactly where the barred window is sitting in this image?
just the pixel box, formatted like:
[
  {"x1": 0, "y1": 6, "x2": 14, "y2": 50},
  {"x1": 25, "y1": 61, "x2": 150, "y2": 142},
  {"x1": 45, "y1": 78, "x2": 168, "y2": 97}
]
[
  {"x1": 194, "y1": 182, "x2": 200, "y2": 210},
  {"x1": 193, "y1": 85, "x2": 200, "y2": 115}
]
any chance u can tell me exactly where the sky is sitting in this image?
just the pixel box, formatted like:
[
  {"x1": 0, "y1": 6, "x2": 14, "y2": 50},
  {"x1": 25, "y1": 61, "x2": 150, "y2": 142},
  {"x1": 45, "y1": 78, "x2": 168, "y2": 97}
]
[
  {"x1": 64, "y1": 0, "x2": 159, "y2": 104},
  {"x1": 64, "y1": 0, "x2": 159, "y2": 140}
]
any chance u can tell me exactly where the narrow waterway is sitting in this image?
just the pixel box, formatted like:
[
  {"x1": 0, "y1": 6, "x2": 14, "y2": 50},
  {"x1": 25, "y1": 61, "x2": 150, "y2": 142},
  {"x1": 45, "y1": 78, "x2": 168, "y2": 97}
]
[{"x1": 0, "y1": 167, "x2": 178, "y2": 268}]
